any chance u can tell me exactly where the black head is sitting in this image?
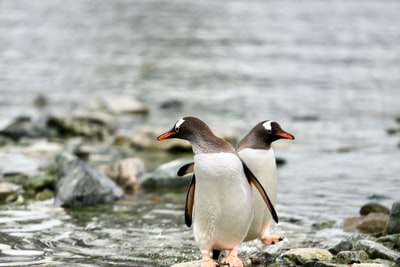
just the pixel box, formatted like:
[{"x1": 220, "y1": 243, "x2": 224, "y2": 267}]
[
  {"x1": 157, "y1": 116, "x2": 213, "y2": 142},
  {"x1": 237, "y1": 120, "x2": 295, "y2": 150},
  {"x1": 157, "y1": 116, "x2": 235, "y2": 153}
]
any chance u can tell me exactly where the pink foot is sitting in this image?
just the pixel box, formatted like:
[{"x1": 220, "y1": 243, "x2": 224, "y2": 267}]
[
  {"x1": 201, "y1": 252, "x2": 218, "y2": 267},
  {"x1": 222, "y1": 255, "x2": 243, "y2": 267},
  {"x1": 222, "y1": 246, "x2": 243, "y2": 267},
  {"x1": 261, "y1": 235, "x2": 284, "y2": 246}
]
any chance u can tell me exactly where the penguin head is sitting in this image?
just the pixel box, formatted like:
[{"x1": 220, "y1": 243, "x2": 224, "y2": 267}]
[
  {"x1": 157, "y1": 116, "x2": 212, "y2": 142},
  {"x1": 260, "y1": 120, "x2": 295, "y2": 143},
  {"x1": 238, "y1": 120, "x2": 295, "y2": 150}
]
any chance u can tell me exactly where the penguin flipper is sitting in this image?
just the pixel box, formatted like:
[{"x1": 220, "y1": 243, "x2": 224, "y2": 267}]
[
  {"x1": 242, "y1": 162, "x2": 279, "y2": 223},
  {"x1": 185, "y1": 175, "x2": 195, "y2": 227},
  {"x1": 177, "y1": 162, "x2": 195, "y2": 176}
]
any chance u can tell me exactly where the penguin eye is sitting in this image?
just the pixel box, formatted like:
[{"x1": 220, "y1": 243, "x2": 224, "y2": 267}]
[
  {"x1": 266, "y1": 129, "x2": 273, "y2": 134},
  {"x1": 175, "y1": 126, "x2": 180, "y2": 132}
]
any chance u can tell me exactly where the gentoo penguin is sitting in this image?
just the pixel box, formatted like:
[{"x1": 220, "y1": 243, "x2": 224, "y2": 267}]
[
  {"x1": 237, "y1": 120, "x2": 294, "y2": 245},
  {"x1": 178, "y1": 120, "x2": 294, "y2": 247},
  {"x1": 157, "y1": 117, "x2": 277, "y2": 267}
]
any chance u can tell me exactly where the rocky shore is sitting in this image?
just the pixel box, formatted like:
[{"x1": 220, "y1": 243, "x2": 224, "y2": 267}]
[{"x1": 1, "y1": 95, "x2": 400, "y2": 267}]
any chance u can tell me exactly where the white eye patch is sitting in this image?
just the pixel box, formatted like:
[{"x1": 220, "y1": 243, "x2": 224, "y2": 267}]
[
  {"x1": 175, "y1": 118, "x2": 185, "y2": 131},
  {"x1": 262, "y1": 121, "x2": 273, "y2": 131}
]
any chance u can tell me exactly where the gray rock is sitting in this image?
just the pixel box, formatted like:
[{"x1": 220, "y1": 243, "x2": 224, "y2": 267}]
[
  {"x1": 314, "y1": 262, "x2": 347, "y2": 267},
  {"x1": 360, "y1": 203, "x2": 390, "y2": 216},
  {"x1": 329, "y1": 240, "x2": 353, "y2": 255},
  {"x1": 0, "y1": 116, "x2": 48, "y2": 141},
  {"x1": 335, "y1": 250, "x2": 369, "y2": 264},
  {"x1": 54, "y1": 159, "x2": 124, "y2": 208},
  {"x1": 98, "y1": 157, "x2": 146, "y2": 194},
  {"x1": 355, "y1": 239, "x2": 400, "y2": 262},
  {"x1": 352, "y1": 264, "x2": 390, "y2": 267},
  {"x1": 141, "y1": 159, "x2": 192, "y2": 188},
  {"x1": 357, "y1": 213, "x2": 389, "y2": 233},
  {"x1": 386, "y1": 201, "x2": 400, "y2": 235},
  {"x1": 343, "y1": 213, "x2": 389, "y2": 234},
  {"x1": 101, "y1": 95, "x2": 149, "y2": 114},
  {"x1": 281, "y1": 248, "x2": 333, "y2": 265},
  {"x1": 0, "y1": 182, "x2": 22, "y2": 203},
  {"x1": 47, "y1": 114, "x2": 113, "y2": 140},
  {"x1": 377, "y1": 234, "x2": 400, "y2": 249}
]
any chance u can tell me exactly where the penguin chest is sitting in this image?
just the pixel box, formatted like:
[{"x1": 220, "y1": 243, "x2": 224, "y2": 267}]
[
  {"x1": 239, "y1": 148, "x2": 278, "y2": 240},
  {"x1": 192, "y1": 153, "x2": 254, "y2": 250}
]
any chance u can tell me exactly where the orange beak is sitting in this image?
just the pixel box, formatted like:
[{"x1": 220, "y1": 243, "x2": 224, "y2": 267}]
[
  {"x1": 157, "y1": 131, "x2": 176, "y2": 141},
  {"x1": 275, "y1": 132, "x2": 295, "y2": 140}
]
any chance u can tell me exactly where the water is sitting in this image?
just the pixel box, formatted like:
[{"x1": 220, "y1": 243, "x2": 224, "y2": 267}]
[{"x1": 1, "y1": 0, "x2": 400, "y2": 266}]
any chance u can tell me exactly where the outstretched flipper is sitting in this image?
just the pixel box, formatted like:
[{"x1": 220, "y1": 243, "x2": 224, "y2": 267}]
[
  {"x1": 177, "y1": 162, "x2": 195, "y2": 176},
  {"x1": 184, "y1": 175, "x2": 196, "y2": 227},
  {"x1": 242, "y1": 162, "x2": 279, "y2": 223}
]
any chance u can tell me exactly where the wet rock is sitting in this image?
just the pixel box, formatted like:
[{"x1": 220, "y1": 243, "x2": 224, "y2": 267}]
[
  {"x1": 357, "y1": 213, "x2": 389, "y2": 234},
  {"x1": 0, "y1": 116, "x2": 47, "y2": 141},
  {"x1": 354, "y1": 239, "x2": 400, "y2": 262},
  {"x1": 54, "y1": 159, "x2": 124, "y2": 208},
  {"x1": 360, "y1": 203, "x2": 390, "y2": 216},
  {"x1": 97, "y1": 157, "x2": 146, "y2": 194},
  {"x1": 313, "y1": 262, "x2": 346, "y2": 267},
  {"x1": 101, "y1": 95, "x2": 149, "y2": 114},
  {"x1": 0, "y1": 182, "x2": 22, "y2": 203},
  {"x1": 386, "y1": 201, "x2": 400, "y2": 235},
  {"x1": 329, "y1": 240, "x2": 353, "y2": 255},
  {"x1": 335, "y1": 250, "x2": 369, "y2": 264},
  {"x1": 141, "y1": 159, "x2": 192, "y2": 188},
  {"x1": 377, "y1": 234, "x2": 400, "y2": 250},
  {"x1": 344, "y1": 213, "x2": 389, "y2": 234},
  {"x1": 33, "y1": 94, "x2": 48, "y2": 108},
  {"x1": 292, "y1": 115, "x2": 320, "y2": 121},
  {"x1": 159, "y1": 99, "x2": 183, "y2": 109},
  {"x1": 281, "y1": 248, "x2": 333, "y2": 265},
  {"x1": 47, "y1": 114, "x2": 113, "y2": 140},
  {"x1": 352, "y1": 264, "x2": 391, "y2": 267}
]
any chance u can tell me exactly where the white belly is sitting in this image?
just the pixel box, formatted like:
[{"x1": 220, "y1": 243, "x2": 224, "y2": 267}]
[
  {"x1": 238, "y1": 148, "x2": 277, "y2": 241},
  {"x1": 192, "y1": 153, "x2": 254, "y2": 251}
]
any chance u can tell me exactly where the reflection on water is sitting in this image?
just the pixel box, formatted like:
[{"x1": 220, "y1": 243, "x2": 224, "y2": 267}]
[{"x1": 1, "y1": 0, "x2": 400, "y2": 266}]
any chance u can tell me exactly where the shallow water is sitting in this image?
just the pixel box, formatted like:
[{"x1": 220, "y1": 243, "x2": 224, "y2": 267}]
[{"x1": 1, "y1": 0, "x2": 400, "y2": 266}]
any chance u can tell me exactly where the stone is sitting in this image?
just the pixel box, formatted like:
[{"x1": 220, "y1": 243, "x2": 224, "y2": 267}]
[
  {"x1": 335, "y1": 250, "x2": 369, "y2": 264},
  {"x1": 360, "y1": 203, "x2": 390, "y2": 216},
  {"x1": 0, "y1": 116, "x2": 47, "y2": 141},
  {"x1": 343, "y1": 213, "x2": 389, "y2": 234},
  {"x1": 356, "y1": 213, "x2": 389, "y2": 233},
  {"x1": 377, "y1": 234, "x2": 400, "y2": 249},
  {"x1": 355, "y1": 239, "x2": 400, "y2": 262},
  {"x1": 141, "y1": 159, "x2": 192, "y2": 188},
  {"x1": 281, "y1": 248, "x2": 333, "y2": 265},
  {"x1": 314, "y1": 262, "x2": 346, "y2": 267},
  {"x1": 352, "y1": 264, "x2": 390, "y2": 267},
  {"x1": 54, "y1": 159, "x2": 124, "y2": 208},
  {"x1": 46, "y1": 114, "x2": 113, "y2": 140},
  {"x1": 0, "y1": 182, "x2": 22, "y2": 203},
  {"x1": 98, "y1": 157, "x2": 146, "y2": 194},
  {"x1": 101, "y1": 95, "x2": 149, "y2": 114},
  {"x1": 386, "y1": 201, "x2": 400, "y2": 235},
  {"x1": 329, "y1": 240, "x2": 353, "y2": 255}
]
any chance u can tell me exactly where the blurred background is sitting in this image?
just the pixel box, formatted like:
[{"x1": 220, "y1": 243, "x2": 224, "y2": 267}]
[{"x1": 1, "y1": 0, "x2": 400, "y2": 266}]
